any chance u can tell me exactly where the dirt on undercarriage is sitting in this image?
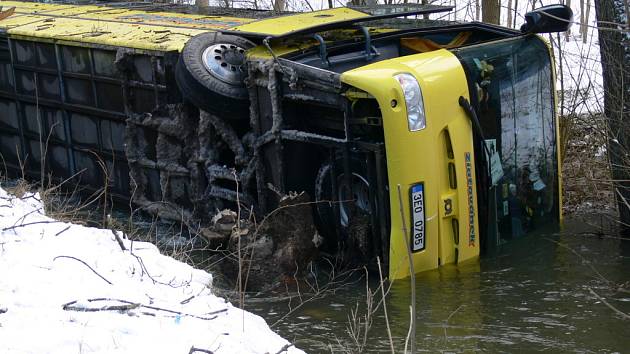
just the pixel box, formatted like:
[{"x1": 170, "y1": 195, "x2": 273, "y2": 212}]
[{"x1": 206, "y1": 192, "x2": 321, "y2": 292}]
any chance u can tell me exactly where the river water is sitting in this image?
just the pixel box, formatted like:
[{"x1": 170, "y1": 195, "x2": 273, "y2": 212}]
[
  {"x1": 25, "y1": 185, "x2": 628, "y2": 352},
  {"x1": 244, "y1": 217, "x2": 630, "y2": 353}
]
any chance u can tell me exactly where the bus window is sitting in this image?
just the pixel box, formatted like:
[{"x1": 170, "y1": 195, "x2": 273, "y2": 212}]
[{"x1": 455, "y1": 36, "x2": 558, "y2": 240}]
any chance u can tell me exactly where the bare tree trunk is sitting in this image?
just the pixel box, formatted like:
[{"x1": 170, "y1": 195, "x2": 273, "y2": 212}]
[
  {"x1": 273, "y1": 0, "x2": 285, "y2": 12},
  {"x1": 580, "y1": 0, "x2": 586, "y2": 39},
  {"x1": 595, "y1": 0, "x2": 630, "y2": 231},
  {"x1": 513, "y1": 0, "x2": 519, "y2": 27},
  {"x1": 583, "y1": 0, "x2": 591, "y2": 43},
  {"x1": 422, "y1": 0, "x2": 429, "y2": 19},
  {"x1": 482, "y1": 0, "x2": 500, "y2": 24},
  {"x1": 565, "y1": 0, "x2": 572, "y2": 40},
  {"x1": 507, "y1": 0, "x2": 513, "y2": 28},
  {"x1": 475, "y1": 0, "x2": 480, "y2": 21}
]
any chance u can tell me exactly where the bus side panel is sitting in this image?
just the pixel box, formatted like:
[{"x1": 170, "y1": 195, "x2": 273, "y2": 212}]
[{"x1": 0, "y1": 36, "x2": 192, "y2": 206}]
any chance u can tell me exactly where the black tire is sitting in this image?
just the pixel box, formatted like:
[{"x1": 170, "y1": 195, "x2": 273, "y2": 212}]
[
  {"x1": 176, "y1": 32, "x2": 255, "y2": 119},
  {"x1": 315, "y1": 157, "x2": 377, "y2": 262},
  {"x1": 315, "y1": 158, "x2": 373, "y2": 238}
]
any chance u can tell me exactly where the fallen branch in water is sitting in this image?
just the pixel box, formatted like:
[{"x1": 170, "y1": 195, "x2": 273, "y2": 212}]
[
  {"x1": 377, "y1": 256, "x2": 395, "y2": 354},
  {"x1": 588, "y1": 287, "x2": 630, "y2": 320},
  {"x1": 443, "y1": 304, "x2": 465, "y2": 343},
  {"x1": 543, "y1": 237, "x2": 611, "y2": 285},
  {"x1": 397, "y1": 184, "x2": 416, "y2": 354},
  {"x1": 53, "y1": 255, "x2": 113, "y2": 285}
]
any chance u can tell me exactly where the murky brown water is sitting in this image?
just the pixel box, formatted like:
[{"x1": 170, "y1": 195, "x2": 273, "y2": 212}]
[
  {"x1": 245, "y1": 217, "x2": 630, "y2": 353},
  {"x1": 31, "y1": 188, "x2": 628, "y2": 353}
]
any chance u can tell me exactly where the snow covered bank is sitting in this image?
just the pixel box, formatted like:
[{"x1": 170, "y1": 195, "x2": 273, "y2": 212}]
[{"x1": 0, "y1": 187, "x2": 302, "y2": 354}]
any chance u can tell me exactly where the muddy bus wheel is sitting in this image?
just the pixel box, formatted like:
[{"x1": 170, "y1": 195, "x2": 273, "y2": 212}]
[
  {"x1": 315, "y1": 159, "x2": 373, "y2": 252},
  {"x1": 176, "y1": 32, "x2": 254, "y2": 119}
]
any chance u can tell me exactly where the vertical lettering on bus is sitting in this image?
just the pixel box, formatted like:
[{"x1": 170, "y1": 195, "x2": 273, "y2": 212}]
[{"x1": 465, "y1": 152, "x2": 475, "y2": 247}]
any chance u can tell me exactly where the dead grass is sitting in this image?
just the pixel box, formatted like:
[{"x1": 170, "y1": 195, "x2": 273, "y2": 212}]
[{"x1": 561, "y1": 113, "x2": 615, "y2": 216}]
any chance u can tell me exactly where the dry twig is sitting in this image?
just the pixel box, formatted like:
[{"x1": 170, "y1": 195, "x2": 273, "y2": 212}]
[
  {"x1": 588, "y1": 287, "x2": 630, "y2": 320},
  {"x1": 53, "y1": 255, "x2": 113, "y2": 285}
]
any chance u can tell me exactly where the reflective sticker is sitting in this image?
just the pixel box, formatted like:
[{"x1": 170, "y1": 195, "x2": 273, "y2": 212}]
[{"x1": 465, "y1": 152, "x2": 475, "y2": 247}]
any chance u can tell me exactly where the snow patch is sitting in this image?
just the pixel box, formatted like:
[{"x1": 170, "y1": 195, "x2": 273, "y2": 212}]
[{"x1": 0, "y1": 187, "x2": 302, "y2": 354}]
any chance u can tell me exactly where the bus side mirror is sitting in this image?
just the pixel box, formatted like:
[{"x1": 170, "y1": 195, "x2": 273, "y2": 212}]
[{"x1": 520, "y1": 4, "x2": 573, "y2": 34}]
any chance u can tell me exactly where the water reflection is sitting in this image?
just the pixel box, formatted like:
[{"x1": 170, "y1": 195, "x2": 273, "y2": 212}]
[{"x1": 247, "y1": 217, "x2": 630, "y2": 353}]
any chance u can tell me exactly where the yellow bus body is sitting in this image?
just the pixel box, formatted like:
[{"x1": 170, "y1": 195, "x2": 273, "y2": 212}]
[
  {"x1": 341, "y1": 50, "x2": 480, "y2": 279},
  {"x1": 0, "y1": 1, "x2": 562, "y2": 281}
]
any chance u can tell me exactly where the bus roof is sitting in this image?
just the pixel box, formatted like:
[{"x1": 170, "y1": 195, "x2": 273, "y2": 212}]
[
  {"x1": 0, "y1": 1, "x2": 451, "y2": 52},
  {"x1": 0, "y1": 1, "x2": 253, "y2": 51}
]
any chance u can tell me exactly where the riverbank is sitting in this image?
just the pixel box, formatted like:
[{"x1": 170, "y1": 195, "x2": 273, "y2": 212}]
[
  {"x1": 561, "y1": 113, "x2": 615, "y2": 217},
  {"x1": 0, "y1": 186, "x2": 302, "y2": 354}
]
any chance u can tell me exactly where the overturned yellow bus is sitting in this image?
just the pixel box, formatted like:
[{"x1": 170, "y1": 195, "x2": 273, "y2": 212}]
[{"x1": 0, "y1": 1, "x2": 570, "y2": 280}]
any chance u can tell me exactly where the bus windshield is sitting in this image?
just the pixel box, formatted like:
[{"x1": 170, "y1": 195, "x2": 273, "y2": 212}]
[{"x1": 454, "y1": 35, "x2": 559, "y2": 241}]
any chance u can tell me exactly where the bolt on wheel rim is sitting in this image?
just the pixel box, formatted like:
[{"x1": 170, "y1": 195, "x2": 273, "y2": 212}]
[{"x1": 201, "y1": 43, "x2": 247, "y2": 85}]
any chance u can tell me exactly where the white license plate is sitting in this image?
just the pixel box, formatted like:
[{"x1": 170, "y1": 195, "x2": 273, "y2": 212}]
[{"x1": 410, "y1": 184, "x2": 425, "y2": 252}]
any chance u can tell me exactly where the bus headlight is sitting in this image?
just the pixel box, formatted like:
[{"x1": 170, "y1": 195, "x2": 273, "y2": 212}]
[{"x1": 394, "y1": 73, "x2": 426, "y2": 132}]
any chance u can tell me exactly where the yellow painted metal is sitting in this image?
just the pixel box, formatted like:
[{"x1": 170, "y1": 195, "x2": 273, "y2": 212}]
[
  {"x1": 538, "y1": 34, "x2": 564, "y2": 224},
  {"x1": 246, "y1": 39, "x2": 319, "y2": 59},
  {"x1": 341, "y1": 49, "x2": 480, "y2": 280},
  {"x1": 246, "y1": 28, "x2": 394, "y2": 60},
  {"x1": 0, "y1": 2, "x2": 382, "y2": 54},
  {"x1": 229, "y1": 7, "x2": 368, "y2": 37},
  {"x1": 0, "y1": 0, "x2": 253, "y2": 51}
]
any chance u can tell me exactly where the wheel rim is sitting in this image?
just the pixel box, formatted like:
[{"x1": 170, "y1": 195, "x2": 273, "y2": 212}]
[
  {"x1": 338, "y1": 173, "x2": 371, "y2": 227},
  {"x1": 202, "y1": 43, "x2": 248, "y2": 85}
]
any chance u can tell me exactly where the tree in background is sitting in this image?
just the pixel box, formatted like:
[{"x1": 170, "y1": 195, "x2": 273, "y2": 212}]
[
  {"x1": 579, "y1": 0, "x2": 591, "y2": 43},
  {"x1": 482, "y1": 0, "x2": 500, "y2": 24},
  {"x1": 273, "y1": 0, "x2": 285, "y2": 11},
  {"x1": 595, "y1": 0, "x2": 630, "y2": 229}
]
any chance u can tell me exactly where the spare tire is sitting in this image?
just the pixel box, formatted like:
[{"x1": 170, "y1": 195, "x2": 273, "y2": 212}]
[{"x1": 176, "y1": 32, "x2": 255, "y2": 119}]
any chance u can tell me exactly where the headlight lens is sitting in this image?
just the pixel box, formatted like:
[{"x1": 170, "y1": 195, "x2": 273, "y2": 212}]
[{"x1": 394, "y1": 73, "x2": 426, "y2": 131}]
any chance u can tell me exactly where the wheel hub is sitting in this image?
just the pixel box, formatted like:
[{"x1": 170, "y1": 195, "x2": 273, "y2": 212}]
[
  {"x1": 202, "y1": 43, "x2": 248, "y2": 85},
  {"x1": 338, "y1": 173, "x2": 371, "y2": 227}
]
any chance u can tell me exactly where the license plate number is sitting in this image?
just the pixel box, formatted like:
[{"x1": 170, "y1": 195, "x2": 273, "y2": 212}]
[{"x1": 410, "y1": 184, "x2": 425, "y2": 252}]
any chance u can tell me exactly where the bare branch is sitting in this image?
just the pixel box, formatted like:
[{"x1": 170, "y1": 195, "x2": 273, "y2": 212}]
[{"x1": 53, "y1": 255, "x2": 113, "y2": 285}]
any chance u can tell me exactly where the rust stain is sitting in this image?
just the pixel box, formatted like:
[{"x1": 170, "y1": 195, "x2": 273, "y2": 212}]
[{"x1": 0, "y1": 6, "x2": 15, "y2": 21}]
